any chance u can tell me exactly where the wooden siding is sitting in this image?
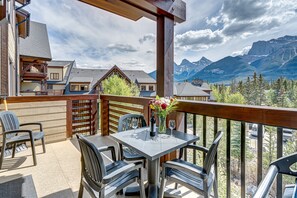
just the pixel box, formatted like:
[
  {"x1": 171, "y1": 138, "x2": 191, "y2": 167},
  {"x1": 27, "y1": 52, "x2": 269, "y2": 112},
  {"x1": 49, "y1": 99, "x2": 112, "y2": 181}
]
[{"x1": 0, "y1": 95, "x2": 99, "y2": 144}]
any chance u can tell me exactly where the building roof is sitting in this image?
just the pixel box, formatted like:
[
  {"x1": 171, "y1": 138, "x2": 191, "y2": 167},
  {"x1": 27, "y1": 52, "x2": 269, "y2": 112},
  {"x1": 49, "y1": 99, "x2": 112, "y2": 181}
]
[
  {"x1": 68, "y1": 66, "x2": 156, "y2": 90},
  {"x1": 174, "y1": 82, "x2": 210, "y2": 97},
  {"x1": 200, "y1": 82, "x2": 212, "y2": 91},
  {"x1": 69, "y1": 77, "x2": 93, "y2": 83},
  {"x1": 140, "y1": 91, "x2": 156, "y2": 97},
  {"x1": 20, "y1": 21, "x2": 52, "y2": 60},
  {"x1": 68, "y1": 68, "x2": 109, "y2": 88},
  {"x1": 47, "y1": 61, "x2": 73, "y2": 67},
  {"x1": 123, "y1": 70, "x2": 156, "y2": 84},
  {"x1": 47, "y1": 60, "x2": 75, "y2": 85}
]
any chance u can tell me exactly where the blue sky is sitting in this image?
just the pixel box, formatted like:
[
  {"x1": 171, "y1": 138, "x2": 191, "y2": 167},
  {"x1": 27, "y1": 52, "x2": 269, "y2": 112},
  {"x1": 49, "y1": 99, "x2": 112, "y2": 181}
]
[{"x1": 27, "y1": 0, "x2": 297, "y2": 72}]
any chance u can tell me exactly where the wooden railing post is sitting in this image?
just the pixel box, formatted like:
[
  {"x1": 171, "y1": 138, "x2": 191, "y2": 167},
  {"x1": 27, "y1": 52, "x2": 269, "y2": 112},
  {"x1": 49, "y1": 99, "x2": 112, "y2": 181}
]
[
  {"x1": 101, "y1": 97, "x2": 109, "y2": 136},
  {"x1": 66, "y1": 100, "x2": 73, "y2": 138}
]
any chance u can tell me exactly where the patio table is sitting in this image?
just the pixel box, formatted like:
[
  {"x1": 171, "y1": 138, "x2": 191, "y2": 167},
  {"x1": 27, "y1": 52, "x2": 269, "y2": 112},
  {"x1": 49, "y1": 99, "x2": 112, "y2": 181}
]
[{"x1": 110, "y1": 127, "x2": 199, "y2": 198}]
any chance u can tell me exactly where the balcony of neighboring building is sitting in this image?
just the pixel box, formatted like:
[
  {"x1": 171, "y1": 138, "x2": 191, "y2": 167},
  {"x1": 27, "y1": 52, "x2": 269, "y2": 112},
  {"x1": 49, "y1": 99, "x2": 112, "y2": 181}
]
[{"x1": 20, "y1": 62, "x2": 47, "y2": 81}]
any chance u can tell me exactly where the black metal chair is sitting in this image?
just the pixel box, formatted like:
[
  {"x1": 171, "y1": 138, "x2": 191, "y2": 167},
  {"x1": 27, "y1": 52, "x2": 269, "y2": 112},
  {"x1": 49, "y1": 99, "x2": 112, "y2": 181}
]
[
  {"x1": 159, "y1": 131, "x2": 223, "y2": 198},
  {"x1": 0, "y1": 111, "x2": 45, "y2": 169},
  {"x1": 254, "y1": 152, "x2": 297, "y2": 198},
  {"x1": 118, "y1": 114, "x2": 147, "y2": 167},
  {"x1": 76, "y1": 134, "x2": 146, "y2": 198}
]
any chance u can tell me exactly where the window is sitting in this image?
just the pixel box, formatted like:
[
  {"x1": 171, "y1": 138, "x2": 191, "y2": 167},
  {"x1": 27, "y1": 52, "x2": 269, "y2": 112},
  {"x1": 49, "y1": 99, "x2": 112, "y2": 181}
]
[
  {"x1": 50, "y1": 73, "x2": 59, "y2": 80},
  {"x1": 70, "y1": 83, "x2": 89, "y2": 92},
  {"x1": 47, "y1": 84, "x2": 53, "y2": 90},
  {"x1": 149, "y1": 85, "x2": 154, "y2": 91},
  {"x1": 141, "y1": 85, "x2": 146, "y2": 91},
  {"x1": 80, "y1": 85, "x2": 89, "y2": 91}
]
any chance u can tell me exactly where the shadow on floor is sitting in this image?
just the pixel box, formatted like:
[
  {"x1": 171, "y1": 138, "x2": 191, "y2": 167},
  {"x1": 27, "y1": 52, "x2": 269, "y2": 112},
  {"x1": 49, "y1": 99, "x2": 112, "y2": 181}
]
[
  {"x1": 0, "y1": 156, "x2": 30, "y2": 172},
  {"x1": 42, "y1": 188, "x2": 75, "y2": 198},
  {"x1": 0, "y1": 174, "x2": 37, "y2": 198}
]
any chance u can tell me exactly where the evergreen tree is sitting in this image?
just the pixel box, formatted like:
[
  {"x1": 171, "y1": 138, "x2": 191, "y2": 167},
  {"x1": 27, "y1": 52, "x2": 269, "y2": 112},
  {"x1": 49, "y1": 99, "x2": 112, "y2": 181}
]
[
  {"x1": 244, "y1": 77, "x2": 253, "y2": 105},
  {"x1": 237, "y1": 81, "x2": 244, "y2": 95},
  {"x1": 258, "y1": 74, "x2": 266, "y2": 105}
]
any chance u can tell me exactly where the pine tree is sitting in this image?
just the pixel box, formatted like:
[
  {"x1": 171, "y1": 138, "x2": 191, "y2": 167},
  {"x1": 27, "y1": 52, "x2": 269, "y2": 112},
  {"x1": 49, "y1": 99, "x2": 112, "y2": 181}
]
[
  {"x1": 244, "y1": 77, "x2": 253, "y2": 105},
  {"x1": 258, "y1": 74, "x2": 266, "y2": 105}
]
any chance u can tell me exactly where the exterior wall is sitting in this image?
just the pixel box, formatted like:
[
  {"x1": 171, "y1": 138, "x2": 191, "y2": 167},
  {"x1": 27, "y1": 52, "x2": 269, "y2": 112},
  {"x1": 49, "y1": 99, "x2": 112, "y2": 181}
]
[
  {"x1": 53, "y1": 84, "x2": 65, "y2": 90},
  {"x1": 8, "y1": 22, "x2": 16, "y2": 95},
  {"x1": 0, "y1": 0, "x2": 17, "y2": 96},
  {"x1": 48, "y1": 67, "x2": 63, "y2": 81},
  {"x1": 139, "y1": 83, "x2": 156, "y2": 91},
  {"x1": 20, "y1": 81, "x2": 41, "y2": 92}
]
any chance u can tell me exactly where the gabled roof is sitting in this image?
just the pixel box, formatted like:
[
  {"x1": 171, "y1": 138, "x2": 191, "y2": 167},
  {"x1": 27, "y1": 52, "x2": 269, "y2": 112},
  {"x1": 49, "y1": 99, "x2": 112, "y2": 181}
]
[
  {"x1": 20, "y1": 21, "x2": 52, "y2": 60},
  {"x1": 174, "y1": 82, "x2": 210, "y2": 97},
  {"x1": 123, "y1": 70, "x2": 156, "y2": 84},
  {"x1": 69, "y1": 77, "x2": 93, "y2": 83},
  {"x1": 68, "y1": 68, "x2": 109, "y2": 88},
  {"x1": 67, "y1": 65, "x2": 156, "y2": 91}
]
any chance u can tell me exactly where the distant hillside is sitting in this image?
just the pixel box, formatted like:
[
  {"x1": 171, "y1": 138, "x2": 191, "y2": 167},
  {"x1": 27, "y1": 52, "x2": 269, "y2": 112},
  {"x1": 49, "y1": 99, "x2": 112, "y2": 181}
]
[
  {"x1": 191, "y1": 35, "x2": 297, "y2": 82},
  {"x1": 149, "y1": 57, "x2": 212, "y2": 81},
  {"x1": 148, "y1": 35, "x2": 297, "y2": 83}
]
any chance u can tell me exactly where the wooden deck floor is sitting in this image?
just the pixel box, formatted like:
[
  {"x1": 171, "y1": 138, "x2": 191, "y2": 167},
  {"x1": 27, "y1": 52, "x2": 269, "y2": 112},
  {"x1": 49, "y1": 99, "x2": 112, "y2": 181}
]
[{"x1": 0, "y1": 135, "x2": 200, "y2": 198}]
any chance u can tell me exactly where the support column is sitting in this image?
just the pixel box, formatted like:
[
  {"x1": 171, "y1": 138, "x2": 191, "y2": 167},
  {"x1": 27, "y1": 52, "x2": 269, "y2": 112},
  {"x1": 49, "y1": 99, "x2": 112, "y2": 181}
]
[{"x1": 156, "y1": 15, "x2": 174, "y2": 97}]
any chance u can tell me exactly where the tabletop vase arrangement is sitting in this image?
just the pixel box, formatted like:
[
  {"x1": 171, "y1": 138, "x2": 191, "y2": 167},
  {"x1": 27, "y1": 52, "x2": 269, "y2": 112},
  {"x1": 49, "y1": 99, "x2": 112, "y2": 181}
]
[{"x1": 149, "y1": 96, "x2": 178, "y2": 134}]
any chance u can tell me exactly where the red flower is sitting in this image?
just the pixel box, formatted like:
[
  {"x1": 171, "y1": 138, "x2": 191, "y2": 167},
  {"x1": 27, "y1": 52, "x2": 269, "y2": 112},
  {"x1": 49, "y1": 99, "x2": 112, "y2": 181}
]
[{"x1": 161, "y1": 103, "x2": 167, "y2": 110}]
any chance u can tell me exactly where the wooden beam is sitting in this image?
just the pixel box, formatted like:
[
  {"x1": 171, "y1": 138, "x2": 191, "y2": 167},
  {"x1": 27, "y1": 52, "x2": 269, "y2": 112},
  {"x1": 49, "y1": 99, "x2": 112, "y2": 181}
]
[
  {"x1": 122, "y1": 0, "x2": 186, "y2": 23},
  {"x1": 79, "y1": 0, "x2": 156, "y2": 21},
  {"x1": 156, "y1": 16, "x2": 174, "y2": 97},
  {"x1": 79, "y1": 0, "x2": 186, "y2": 23}
]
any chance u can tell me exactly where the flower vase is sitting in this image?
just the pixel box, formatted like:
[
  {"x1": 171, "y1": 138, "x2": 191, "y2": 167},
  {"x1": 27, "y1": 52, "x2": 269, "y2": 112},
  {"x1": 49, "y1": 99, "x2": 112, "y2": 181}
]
[{"x1": 158, "y1": 114, "x2": 167, "y2": 134}]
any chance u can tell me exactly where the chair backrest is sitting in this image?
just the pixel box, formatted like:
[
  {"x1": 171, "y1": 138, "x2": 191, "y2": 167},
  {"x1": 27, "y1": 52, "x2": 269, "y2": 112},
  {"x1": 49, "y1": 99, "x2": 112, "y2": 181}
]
[
  {"x1": 118, "y1": 114, "x2": 147, "y2": 132},
  {"x1": 0, "y1": 111, "x2": 20, "y2": 137},
  {"x1": 203, "y1": 131, "x2": 223, "y2": 175},
  {"x1": 76, "y1": 134, "x2": 106, "y2": 191}
]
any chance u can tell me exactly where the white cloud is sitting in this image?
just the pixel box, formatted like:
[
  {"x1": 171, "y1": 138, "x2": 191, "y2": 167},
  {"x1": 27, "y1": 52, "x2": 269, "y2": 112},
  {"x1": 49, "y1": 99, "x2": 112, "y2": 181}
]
[
  {"x1": 232, "y1": 46, "x2": 252, "y2": 56},
  {"x1": 27, "y1": 0, "x2": 156, "y2": 72},
  {"x1": 175, "y1": 29, "x2": 226, "y2": 51}
]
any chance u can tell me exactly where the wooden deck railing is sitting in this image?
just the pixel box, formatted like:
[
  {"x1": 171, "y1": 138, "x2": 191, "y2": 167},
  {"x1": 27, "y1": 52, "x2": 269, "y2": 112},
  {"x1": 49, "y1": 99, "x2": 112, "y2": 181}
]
[
  {"x1": 100, "y1": 94, "x2": 297, "y2": 198},
  {"x1": 0, "y1": 95, "x2": 99, "y2": 143}
]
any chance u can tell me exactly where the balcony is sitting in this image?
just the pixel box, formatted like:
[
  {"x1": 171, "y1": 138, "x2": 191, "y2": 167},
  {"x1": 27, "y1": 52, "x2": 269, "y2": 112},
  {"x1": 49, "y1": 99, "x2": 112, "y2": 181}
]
[
  {"x1": 0, "y1": 94, "x2": 297, "y2": 197},
  {"x1": 21, "y1": 62, "x2": 48, "y2": 81}
]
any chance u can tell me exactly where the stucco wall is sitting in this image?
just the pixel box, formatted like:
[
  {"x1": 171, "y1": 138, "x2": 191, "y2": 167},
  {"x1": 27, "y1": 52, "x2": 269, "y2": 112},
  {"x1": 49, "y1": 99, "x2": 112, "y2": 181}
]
[
  {"x1": 48, "y1": 67, "x2": 63, "y2": 81},
  {"x1": 21, "y1": 82, "x2": 41, "y2": 92}
]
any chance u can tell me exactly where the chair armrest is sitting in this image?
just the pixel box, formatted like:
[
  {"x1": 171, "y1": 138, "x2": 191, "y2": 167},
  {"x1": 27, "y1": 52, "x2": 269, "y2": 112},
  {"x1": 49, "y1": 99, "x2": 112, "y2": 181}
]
[
  {"x1": 102, "y1": 162, "x2": 142, "y2": 184},
  {"x1": 20, "y1": 122, "x2": 43, "y2": 131},
  {"x1": 186, "y1": 144, "x2": 209, "y2": 153},
  {"x1": 179, "y1": 144, "x2": 209, "y2": 159},
  {"x1": 3, "y1": 129, "x2": 32, "y2": 135},
  {"x1": 163, "y1": 160, "x2": 207, "y2": 180},
  {"x1": 97, "y1": 146, "x2": 117, "y2": 161}
]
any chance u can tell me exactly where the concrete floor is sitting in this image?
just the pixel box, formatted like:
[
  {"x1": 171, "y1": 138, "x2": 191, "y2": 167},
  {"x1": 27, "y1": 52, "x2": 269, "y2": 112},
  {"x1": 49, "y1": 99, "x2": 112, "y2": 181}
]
[{"x1": 0, "y1": 135, "x2": 200, "y2": 198}]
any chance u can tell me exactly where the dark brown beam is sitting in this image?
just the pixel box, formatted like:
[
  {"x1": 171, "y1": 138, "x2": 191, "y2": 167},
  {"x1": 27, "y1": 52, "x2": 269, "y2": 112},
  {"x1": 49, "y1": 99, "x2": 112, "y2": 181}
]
[{"x1": 156, "y1": 15, "x2": 174, "y2": 97}]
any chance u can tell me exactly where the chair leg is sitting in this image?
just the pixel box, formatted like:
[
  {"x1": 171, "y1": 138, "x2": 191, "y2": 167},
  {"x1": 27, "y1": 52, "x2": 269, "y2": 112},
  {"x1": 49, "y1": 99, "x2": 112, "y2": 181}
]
[
  {"x1": 12, "y1": 143, "x2": 16, "y2": 158},
  {"x1": 213, "y1": 178, "x2": 218, "y2": 198},
  {"x1": 78, "y1": 178, "x2": 84, "y2": 198},
  {"x1": 138, "y1": 168, "x2": 146, "y2": 198},
  {"x1": 0, "y1": 138, "x2": 7, "y2": 169},
  {"x1": 41, "y1": 138, "x2": 46, "y2": 153},
  {"x1": 30, "y1": 138, "x2": 37, "y2": 166},
  {"x1": 159, "y1": 177, "x2": 166, "y2": 198}
]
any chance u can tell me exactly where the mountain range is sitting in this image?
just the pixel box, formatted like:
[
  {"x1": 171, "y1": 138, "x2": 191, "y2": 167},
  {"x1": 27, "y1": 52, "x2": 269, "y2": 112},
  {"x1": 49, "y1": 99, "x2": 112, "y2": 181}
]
[{"x1": 149, "y1": 35, "x2": 297, "y2": 83}]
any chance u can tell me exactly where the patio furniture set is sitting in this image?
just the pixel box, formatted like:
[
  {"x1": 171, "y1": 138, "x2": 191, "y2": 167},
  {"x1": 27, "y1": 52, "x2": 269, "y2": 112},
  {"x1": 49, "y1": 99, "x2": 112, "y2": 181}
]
[{"x1": 76, "y1": 114, "x2": 223, "y2": 198}]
